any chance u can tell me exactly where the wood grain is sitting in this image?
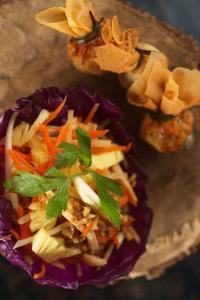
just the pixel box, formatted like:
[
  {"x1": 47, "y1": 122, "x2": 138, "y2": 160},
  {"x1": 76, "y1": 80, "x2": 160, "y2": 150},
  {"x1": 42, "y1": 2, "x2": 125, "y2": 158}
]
[{"x1": 0, "y1": 0, "x2": 200, "y2": 280}]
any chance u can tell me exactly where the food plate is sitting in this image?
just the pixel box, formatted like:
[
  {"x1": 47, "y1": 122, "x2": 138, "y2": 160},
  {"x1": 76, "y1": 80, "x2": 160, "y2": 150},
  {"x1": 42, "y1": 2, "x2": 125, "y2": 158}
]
[{"x1": 0, "y1": 0, "x2": 200, "y2": 279}]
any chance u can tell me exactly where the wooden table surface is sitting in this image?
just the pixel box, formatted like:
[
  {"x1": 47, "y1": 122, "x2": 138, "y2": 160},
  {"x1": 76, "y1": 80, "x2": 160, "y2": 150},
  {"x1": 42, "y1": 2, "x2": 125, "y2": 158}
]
[{"x1": 0, "y1": 0, "x2": 200, "y2": 299}]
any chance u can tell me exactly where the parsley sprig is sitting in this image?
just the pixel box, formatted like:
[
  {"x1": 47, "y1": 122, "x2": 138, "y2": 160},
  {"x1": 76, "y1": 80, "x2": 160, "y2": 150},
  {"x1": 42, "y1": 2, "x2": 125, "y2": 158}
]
[{"x1": 4, "y1": 128, "x2": 123, "y2": 228}]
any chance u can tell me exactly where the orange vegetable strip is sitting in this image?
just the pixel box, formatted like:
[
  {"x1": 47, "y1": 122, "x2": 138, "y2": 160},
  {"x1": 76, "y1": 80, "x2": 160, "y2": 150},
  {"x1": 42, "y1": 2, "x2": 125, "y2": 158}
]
[
  {"x1": 8, "y1": 150, "x2": 35, "y2": 173},
  {"x1": 116, "y1": 195, "x2": 129, "y2": 207},
  {"x1": 97, "y1": 227, "x2": 118, "y2": 244},
  {"x1": 20, "y1": 222, "x2": 32, "y2": 239},
  {"x1": 33, "y1": 263, "x2": 46, "y2": 280},
  {"x1": 31, "y1": 196, "x2": 38, "y2": 203},
  {"x1": 39, "y1": 124, "x2": 57, "y2": 155},
  {"x1": 79, "y1": 164, "x2": 107, "y2": 174},
  {"x1": 97, "y1": 235, "x2": 110, "y2": 244},
  {"x1": 92, "y1": 142, "x2": 133, "y2": 154},
  {"x1": 17, "y1": 205, "x2": 25, "y2": 218},
  {"x1": 89, "y1": 129, "x2": 109, "y2": 139},
  {"x1": 16, "y1": 205, "x2": 32, "y2": 239},
  {"x1": 56, "y1": 122, "x2": 69, "y2": 146},
  {"x1": 93, "y1": 168, "x2": 107, "y2": 174},
  {"x1": 44, "y1": 98, "x2": 67, "y2": 125},
  {"x1": 81, "y1": 219, "x2": 95, "y2": 237},
  {"x1": 11, "y1": 150, "x2": 32, "y2": 162},
  {"x1": 112, "y1": 235, "x2": 119, "y2": 246},
  {"x1": 119, "y1": 177, "x2": 138, "y2": 206},
  {"x1": 84, "y1": 103, "x2": 100, "y2": 124},
  {"x1": 10, "y1": 229, "x2": 20, "y2": 240},
  {"x1": 35, "y1": 158, "x2": 55, "y2": 176},
  {"x1": 122, "y1": 219, "x2": 133, "y2": 227},
  {"x1": 8, "y1": 150, "x2": 29, "y2": 164},
  {"x1": 110, "y1": 227, "x2": 118, "y2": 237},
  {"x1": 14, "y1": 164, "x2": 33, "y2": 173}
]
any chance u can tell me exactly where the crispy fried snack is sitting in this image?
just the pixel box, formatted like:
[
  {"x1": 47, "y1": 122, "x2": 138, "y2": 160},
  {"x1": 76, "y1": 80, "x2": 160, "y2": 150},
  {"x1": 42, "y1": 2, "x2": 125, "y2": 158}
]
[
  {"x1": 140, "y1": 110, "x2": 194, "y2": 152},
  {"x1": 36, "y1": 0, "x2": 200, "y2": 152},
  {"x1": 36, "y1": 0, "x2": 139, "y2": 75}
]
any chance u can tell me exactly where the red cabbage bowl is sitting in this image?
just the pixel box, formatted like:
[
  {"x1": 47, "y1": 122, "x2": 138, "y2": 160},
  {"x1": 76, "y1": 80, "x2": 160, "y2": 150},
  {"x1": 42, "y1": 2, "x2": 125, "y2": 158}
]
[{"x1": 0, "y1": 87, "x2": 152, "y2": 289}]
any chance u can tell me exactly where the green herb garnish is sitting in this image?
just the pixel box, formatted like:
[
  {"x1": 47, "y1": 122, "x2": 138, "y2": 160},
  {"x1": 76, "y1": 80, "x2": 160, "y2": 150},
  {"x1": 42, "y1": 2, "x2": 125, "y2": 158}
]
[
  {"x1": 150, "y1": 110, "x2": 175, "y2": 122},
  {"x1": 55, "y1": 127, "x2": 91, "y2": 169},
  {"x1": 74, "y1": 11, "x2": 104, "y2": 44},
  {"x1": 4, "y1": 128, "x2": 123, "y2": 228},
  {"x1": 90, "y1": 172, "x2": 123, "y2": 229}
]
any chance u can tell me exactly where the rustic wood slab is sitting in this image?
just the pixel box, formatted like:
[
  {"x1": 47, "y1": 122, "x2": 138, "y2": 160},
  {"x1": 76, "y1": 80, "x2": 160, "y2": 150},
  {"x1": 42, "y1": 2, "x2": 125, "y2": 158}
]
[{"x1": 0, "y1": 0, "x2": 200, "y2": 279}]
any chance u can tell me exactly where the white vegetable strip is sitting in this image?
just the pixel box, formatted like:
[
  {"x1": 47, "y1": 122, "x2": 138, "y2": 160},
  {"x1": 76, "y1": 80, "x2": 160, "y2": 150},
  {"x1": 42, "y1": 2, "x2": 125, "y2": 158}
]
[
  {"x1": 12, "y1": 109, "x2": 49, "y2": 147},
  {"x1": 28, "y1": 203, "x2": 39, "y2": 210},
  {"x1": 104, "y1": 244, "x2": 114, "y2": 260},
  {"x1": 116, "y1": 232, "x2": 124, "y2": 249},
  {"x1": 13, "y1": 237, "x2": 33, "y2": 249},
  {"x1": 74, "y1": 177, "x2": 100, "y2": 209},
  {"x1": 109, "y1": 166, "x2": 138, "y2": 204},
  {"x1": 4, "y1": 112, "x2": 19, "y2": 210},
  {"x1": 13, "y1": 221, "x2": 71, "y2": 249},
  {"x1": 129, "y1": 173, "x2": 137, "y2": 187},
  {"x1": 91, "y1": 139, "x2": 111, "y2": 147},
  {"x1": 48, "y1": 221, "x2": 70, "y2": 236},
  {"x1": 62, "y1": 210, "x2": 83, "y2": 232},
  {"x1": 123, "y1": 226, "x2": 140, "y2": 243},
  {"x1": 87, "y1": 231, "x2": 99, "y2": 253},
  {"x1": 82, "y1": 254, "x2": 107, "y2": 267},
  {"x1": 17, "y1": 213, "x2": 30, "y2": 225},
  {"x1": 51, "y1": 261, "x2": 66, "y2": 270},
  {"x1": 5, "y1": 112, "x2": 18, "y2": 179}
]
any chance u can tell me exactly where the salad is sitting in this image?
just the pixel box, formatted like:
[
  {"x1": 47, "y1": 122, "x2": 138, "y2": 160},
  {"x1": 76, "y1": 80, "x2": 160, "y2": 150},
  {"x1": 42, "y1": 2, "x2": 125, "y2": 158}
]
[{"x1": 0, "y1": 87, "x2": 152, "y2": 288}]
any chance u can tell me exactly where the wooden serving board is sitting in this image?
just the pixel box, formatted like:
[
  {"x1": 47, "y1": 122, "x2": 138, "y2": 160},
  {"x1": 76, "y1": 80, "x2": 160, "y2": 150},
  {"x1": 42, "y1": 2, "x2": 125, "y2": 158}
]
[{"x1": 0, "y1": 0, "x2": 200, "y2": 279}]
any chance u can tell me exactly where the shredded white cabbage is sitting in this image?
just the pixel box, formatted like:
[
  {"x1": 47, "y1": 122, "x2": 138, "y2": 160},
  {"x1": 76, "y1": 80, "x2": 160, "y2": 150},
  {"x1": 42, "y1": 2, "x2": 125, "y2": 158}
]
[
  {"x1": 5, "y1": 112, "x2": 18, "y2": 178},
  {"x1": 74, "y1": 177, "x2": 100, "y2": 209},
  {"x1": 4, "y1": 112, "x2": 19, "y2": 210},
  {"x1": 12, "y1": 109, "x2": 49, "y2": 147}
]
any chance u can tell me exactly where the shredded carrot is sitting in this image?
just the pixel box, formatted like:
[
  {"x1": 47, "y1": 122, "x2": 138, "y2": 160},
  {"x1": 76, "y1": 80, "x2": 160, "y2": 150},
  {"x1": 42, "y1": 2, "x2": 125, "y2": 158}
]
[
  {"x1": 12, "y1": 150, "x2": 32, "y2": 162},
  {"x1": 112, "y1": 235, "x2": 119, "y2": 246},
  {"x1": 10, "y1": 229, "x2": 20, "y2": 240},
  {"x1": 97, "y1": 235, "x2": 110, "y2": 244},
  {"x1": 92, "y1": 142, "x2": 133, "y2": 154},
  {"x1": 122, "y1": 219, "x2": 133, "y2": 227},
  {"x1": 116, "y1": 195, "x2": 129, "y2": 207},
  {"x1": 8, "y1": 149, "x2": 35, "y2": 173},
  {"x1": 33, "y1": 263, "x2": 46, "y2": 280},
  {"x1": 56, "y1": 122, "x2": 69, "y2": 146},
  {"x1": 97, "y1": 227, "x2": 118, "y2": 244},
  {"x1": 110, "y1": 227, "x2": 118, "y2": 237},
  {"x1": 89, "y1": 129, "x2": 109, "y2": 139},
  {"x1": 93, "y1": 168, "x2": 107, "y2": 174},
  {"x1": 31, "y1": 196, "x2": 38, "y2": 203},
  {"x1": 80, "y1": 165, "x2": 107, "y2": 174},
  {"x1": 81, "y1": 219, "x2": 95, "y2": 237},
  {"x1": 44, "y1": 98, "x2": 67, "y2": 125},
  {"x1": 119, "y1": 177, "x2": 138, "y2": 206},
  {"x1": 37, "y1": 195, "x2": 46, "y2": 210},
  {"x1": 16, "y1": 205, "x2": 32, "y2": 239},
  {"x1": 125, "y1": 142, "x2": 133, "y2": 152},
  {"x1": 35, "y1": 158, "x2": 55, "y2": 175},
  {"x1": 39, "y1": 124, "x2": 57, "y2": 156},
  {"x1": 84, "y1": 103, "x2": 100, "y2": 124},
  {"x1": 20, "y1": 222, "x2": 32, "y2": 239},
  {"x1": 17, "y1": 205, "x2": 25, "y2": 219}
]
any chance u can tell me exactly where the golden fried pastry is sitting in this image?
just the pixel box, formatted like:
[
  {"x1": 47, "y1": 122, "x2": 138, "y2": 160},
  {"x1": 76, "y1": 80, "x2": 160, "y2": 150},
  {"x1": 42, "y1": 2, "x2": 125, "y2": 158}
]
[
  {"x1": 36, "y1": 0, "x2": 200, "y2": 153},
  {"x1": 140, "y1": 110, "x2": 194, "y2": 152},
  {"x1": 127, "y1": 53, "x2": 200, "y2": 116},
  {"x1": 36, "y1": 1, "x2": 140, "y2": 74}
]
